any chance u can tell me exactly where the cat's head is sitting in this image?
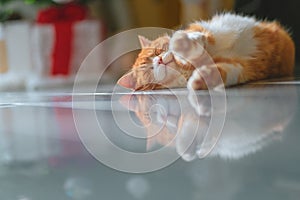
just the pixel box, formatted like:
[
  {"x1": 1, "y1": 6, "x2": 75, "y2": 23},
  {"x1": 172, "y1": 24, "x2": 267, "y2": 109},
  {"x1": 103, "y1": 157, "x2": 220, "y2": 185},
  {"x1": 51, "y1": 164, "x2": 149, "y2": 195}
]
[{"x1": 118, "y1": 35, "x2": 195, "y2": 90}]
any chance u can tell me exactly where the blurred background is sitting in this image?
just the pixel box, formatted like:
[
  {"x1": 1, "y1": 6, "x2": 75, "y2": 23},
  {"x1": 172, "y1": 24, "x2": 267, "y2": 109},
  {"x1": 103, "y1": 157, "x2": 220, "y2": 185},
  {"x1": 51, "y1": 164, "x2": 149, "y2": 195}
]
[{"x1": 0, "y1": 0, "x2": 299, "y2": 91}]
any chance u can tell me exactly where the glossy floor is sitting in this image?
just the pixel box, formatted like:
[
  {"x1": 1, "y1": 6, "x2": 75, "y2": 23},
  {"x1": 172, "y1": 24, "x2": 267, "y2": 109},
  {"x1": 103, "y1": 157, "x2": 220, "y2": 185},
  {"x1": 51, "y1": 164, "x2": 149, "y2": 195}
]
[{"x1": 0, "y1": 81, "x2": 299, "y2": 200}]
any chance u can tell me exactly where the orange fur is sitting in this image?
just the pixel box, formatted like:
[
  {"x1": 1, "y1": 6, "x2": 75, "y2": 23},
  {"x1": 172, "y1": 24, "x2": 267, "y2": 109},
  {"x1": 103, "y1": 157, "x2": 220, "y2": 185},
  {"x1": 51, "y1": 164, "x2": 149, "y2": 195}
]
[{"x1": 118, "y1": 14, "x2": 295, "y2": 90}]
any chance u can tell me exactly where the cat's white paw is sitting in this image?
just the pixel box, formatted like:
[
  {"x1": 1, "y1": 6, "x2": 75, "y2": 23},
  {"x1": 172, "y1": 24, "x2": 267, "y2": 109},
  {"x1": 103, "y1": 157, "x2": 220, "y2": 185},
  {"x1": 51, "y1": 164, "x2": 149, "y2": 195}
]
[
  {"x1": 170, "y1": 31, "x2": 191, "y2": 56},
  {"x1": 187, "y1": 65, "x2": 222, "y2": 90},
  {"x1": 169, "y1": 31, "x2": 205, "y2": 65},
  {"x1": 161, "y1": 51, "x2": 174, "y2": 64}
]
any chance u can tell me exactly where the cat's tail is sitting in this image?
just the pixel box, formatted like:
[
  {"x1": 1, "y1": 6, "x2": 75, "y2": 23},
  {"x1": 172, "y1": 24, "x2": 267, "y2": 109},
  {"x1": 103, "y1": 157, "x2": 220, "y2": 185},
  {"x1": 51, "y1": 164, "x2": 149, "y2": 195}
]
[{"x1": 279, "y1": 25, "x2": 295, "y2": 76}]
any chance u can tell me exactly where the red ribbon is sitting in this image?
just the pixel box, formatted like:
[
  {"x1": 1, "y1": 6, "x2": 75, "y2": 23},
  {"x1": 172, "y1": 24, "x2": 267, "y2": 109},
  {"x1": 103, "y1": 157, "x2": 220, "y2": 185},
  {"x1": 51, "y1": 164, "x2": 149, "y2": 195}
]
[{"x1": 37, "y1": 4, "x2": 87, "y2": 76}]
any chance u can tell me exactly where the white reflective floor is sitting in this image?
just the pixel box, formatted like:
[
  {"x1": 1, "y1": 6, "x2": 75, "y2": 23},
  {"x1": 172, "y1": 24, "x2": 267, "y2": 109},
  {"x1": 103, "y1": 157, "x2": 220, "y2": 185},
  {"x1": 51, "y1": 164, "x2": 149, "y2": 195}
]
[{"x1": 0, "y1": 79, "x2": 300, "y2": 200}]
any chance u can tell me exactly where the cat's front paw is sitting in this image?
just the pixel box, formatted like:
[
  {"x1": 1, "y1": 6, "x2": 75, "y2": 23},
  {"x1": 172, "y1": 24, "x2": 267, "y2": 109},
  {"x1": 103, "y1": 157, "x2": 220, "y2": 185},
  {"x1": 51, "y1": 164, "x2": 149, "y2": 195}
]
[
  {"x1": 187, "y1": 65, "x2": 223, "y2": 90},
  {"x1": 169, "y1": 31, "x2": 205, "y2": 65}
]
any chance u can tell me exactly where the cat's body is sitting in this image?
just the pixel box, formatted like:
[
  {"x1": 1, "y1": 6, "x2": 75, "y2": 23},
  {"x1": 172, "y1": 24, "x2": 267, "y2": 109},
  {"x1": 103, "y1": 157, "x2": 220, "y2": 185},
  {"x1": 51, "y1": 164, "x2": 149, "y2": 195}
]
[{"x1": 118, "y1": 13, "x2": 295, "y2": 90}]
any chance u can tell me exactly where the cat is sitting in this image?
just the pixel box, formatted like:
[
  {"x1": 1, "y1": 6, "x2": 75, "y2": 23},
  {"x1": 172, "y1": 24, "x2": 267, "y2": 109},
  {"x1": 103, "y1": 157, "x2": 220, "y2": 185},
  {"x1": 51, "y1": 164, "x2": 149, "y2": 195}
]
[{"x1": 118, "y1": 13, "x2": 295, "y2": 90}]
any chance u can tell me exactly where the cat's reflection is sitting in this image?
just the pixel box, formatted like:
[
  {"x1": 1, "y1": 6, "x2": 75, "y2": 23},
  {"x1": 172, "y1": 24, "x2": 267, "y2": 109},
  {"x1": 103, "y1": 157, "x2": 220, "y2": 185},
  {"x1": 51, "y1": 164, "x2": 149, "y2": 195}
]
[{"x1": 119, "y1": 85, "x2": 297, "y2": 161}]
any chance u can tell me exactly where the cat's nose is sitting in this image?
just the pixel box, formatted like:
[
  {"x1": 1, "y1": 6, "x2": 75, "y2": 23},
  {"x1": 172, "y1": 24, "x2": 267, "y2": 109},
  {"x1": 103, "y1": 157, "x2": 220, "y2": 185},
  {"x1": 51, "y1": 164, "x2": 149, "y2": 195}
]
[
  {"x1": 158, "y1": 57, "x2": 164, "y2": 64},
  {"x1": 153, "y1": 56, "x2": 164, "y2": 65}
]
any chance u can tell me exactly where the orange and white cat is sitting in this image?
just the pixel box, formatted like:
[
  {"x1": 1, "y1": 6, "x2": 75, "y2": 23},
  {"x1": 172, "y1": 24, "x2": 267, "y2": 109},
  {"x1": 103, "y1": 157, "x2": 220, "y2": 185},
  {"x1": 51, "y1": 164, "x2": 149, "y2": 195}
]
[{"x1": 118, "y1": 13, "x2": 295, "y2": 90}]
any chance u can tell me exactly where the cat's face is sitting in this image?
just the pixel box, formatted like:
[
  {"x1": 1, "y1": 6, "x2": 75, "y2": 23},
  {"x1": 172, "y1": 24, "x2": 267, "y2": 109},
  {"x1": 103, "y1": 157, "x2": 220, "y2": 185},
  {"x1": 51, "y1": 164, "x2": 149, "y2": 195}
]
[{"x1": 118, "y1": 35, "x2": 195, "y2": 90}]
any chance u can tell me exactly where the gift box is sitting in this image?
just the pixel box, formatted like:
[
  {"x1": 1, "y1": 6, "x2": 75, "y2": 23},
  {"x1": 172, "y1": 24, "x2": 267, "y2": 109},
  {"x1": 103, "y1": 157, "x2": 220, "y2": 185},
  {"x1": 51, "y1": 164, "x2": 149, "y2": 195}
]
[
  {"x1": 0, "y1": 3, "x2": 105, "y2": 91},
  {"x1": 28, "y1": 4, "x2": 105, "y2": 89},
  {"x1": 0, "y1": 21, "x2": 32, "y2": 91}
]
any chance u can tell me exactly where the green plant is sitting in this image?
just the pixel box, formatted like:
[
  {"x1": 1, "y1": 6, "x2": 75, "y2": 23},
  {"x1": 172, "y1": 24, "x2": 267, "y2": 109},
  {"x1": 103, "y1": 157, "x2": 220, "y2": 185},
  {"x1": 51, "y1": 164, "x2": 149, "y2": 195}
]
[
  {"x1": 0, "y1": 0, "x2": 94, "y2": 6},
  {"x1": 0, "y1": 0, "x2": 94, "y2": 22}
]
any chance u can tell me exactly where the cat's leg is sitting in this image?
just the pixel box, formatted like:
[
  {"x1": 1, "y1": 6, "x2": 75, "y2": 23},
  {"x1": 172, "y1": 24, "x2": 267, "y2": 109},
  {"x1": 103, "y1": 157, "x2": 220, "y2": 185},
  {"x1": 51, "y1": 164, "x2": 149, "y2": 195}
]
[
  {"x1": 169, "y1": 30, "x2": 207, "y2": 66},
  {"x1": 169, "y1": 30, "x2": 244, "y2": 90},
  {"x1": 188, "y1": 62, "x2": 243, "y2": 90}
]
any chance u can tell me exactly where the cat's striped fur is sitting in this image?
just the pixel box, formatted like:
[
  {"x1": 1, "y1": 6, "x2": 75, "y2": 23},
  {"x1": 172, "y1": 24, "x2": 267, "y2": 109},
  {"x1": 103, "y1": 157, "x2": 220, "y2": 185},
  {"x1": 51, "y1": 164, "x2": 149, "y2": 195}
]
[{"x1": 118, "y1": 13, "x2": 295, "y2": 90}]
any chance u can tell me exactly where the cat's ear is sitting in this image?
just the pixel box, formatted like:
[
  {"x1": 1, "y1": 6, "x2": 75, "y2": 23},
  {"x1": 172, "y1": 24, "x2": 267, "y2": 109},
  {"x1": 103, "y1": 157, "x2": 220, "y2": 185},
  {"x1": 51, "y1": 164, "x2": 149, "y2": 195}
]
[
  {"x1": 138, "y1": 35, "x2": 151, "y2": 48},
  {"x1": 117, "y1": 71, "x2": 136, "y2": 89}
]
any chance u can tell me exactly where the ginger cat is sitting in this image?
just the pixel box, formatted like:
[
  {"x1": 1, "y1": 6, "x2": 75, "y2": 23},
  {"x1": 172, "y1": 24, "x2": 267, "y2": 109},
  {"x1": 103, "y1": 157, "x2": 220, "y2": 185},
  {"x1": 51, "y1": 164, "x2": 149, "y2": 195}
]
[{"x1": 118, "y1": 13, "x2": 295, "y2": 90}]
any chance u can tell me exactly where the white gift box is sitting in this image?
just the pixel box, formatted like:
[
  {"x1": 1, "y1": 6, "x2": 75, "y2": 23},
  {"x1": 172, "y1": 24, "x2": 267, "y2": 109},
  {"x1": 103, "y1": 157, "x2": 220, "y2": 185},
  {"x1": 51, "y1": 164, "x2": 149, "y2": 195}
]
[
  {"x1": 28, "y1": 20, "x2": 104, "y2": 90},
  {"x1": 0, "y1": 21, "x2": 32, "y2": 91},
  {"x1": 0, "y1": 20, "x2": 105, "y2": 91}
]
